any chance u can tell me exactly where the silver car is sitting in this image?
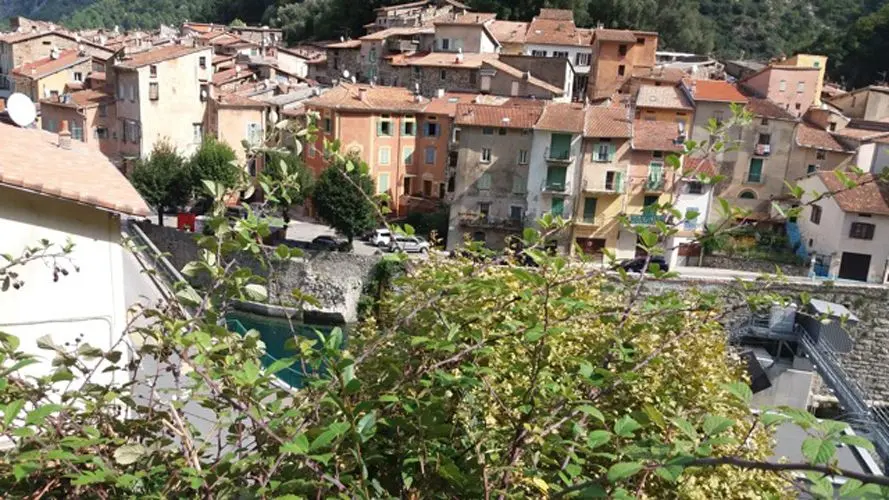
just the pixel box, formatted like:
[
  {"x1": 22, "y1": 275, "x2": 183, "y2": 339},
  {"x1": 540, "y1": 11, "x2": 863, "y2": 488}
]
[{"x1": 388, "y1": 236, "x2": 430, "y2": 253}]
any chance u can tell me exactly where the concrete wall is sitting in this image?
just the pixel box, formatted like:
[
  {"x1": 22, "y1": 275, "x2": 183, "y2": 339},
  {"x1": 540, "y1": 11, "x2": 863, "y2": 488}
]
[
  {"x1": 701, "y1": 254, "x2": 807, "y2": 275},
  {"x1": 787, "y1": 145, "x2": 853, "y2": 183},
  {"x1": 276, "y1": 51, "x2": 308, "y2": 79},
  {"x1": 213, "y1": 104, "x2": 265, "y2": 164},
  {"x1": 0, "y1": 187, "x2": 129, "y2": 391},
  {"x1": 434, "y1": 25, "x2": 496, "y2": 54},
  {"x1": 13, "y1": 58, "x2": 91, "y2": 102},
  {"x1": 745, "y1": 67, "x2": 819, "y2": 118},
  {"x1": 526, "y1": 130, "x2": 583, "y2": 224},
  {"x1": 136, "y1": 222, "x2": 378, "y2": 323}
]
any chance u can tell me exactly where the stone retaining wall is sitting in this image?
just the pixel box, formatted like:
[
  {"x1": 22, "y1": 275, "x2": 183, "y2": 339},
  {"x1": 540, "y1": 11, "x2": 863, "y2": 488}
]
[
  {"x1": 137, "y1": 222, "x2": 378, "y2": 323},
  {"x1": 701, "y1": 254, "x2": 808, "y2": 276}
]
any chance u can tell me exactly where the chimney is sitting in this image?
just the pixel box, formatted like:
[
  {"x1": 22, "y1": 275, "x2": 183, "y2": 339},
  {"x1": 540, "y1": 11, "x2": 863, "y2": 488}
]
[
  {"x1": 456, "y1": 48, "x2": 464, "y2": 64},
  {"x1": 358, "y1": 87, "x2": 368, "y2": 102},
  {"x1": 436, "y1": 88, "x2": 444, "y2": 98},
  {"x1": 523, "y1": 71, "x2": 531, "y2": 81},
  {"x1": 58, "y1": 120, "x2": 72, "y2": 150}
]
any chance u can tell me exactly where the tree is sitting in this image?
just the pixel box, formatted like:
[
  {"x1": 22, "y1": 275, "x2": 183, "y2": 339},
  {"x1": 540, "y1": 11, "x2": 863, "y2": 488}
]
[
  {"x1": 261, "y1": 151, "x2": 315, "y2": 222},
  {"x1": 2, "y1": 115, "x2": 888, "y2": 498},
  {"x1": 311, "y1": 153, "x2": 377, "y2": 244},
  {"x1": 130, "y1": 141, "x2": 192, "y2": 225},
  {"x1": 229, "y1": 17, "x2": 247, "y2": 27},
  {"x1": 189, "y1": 136, "x2": 241, "y2": 198}
]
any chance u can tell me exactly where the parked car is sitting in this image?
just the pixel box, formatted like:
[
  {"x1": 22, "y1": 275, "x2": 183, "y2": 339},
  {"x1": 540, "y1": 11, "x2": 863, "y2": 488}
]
[
  {"x1": 389, "y1": 236, "x2": 430, "y2": 253},
  {"x1": 618, "y1": 256, "x2": 669, "y2": 273},
  {"x1": 370, "y1": 229, "x2": 392, "y2": 247},
  {"x1": 311, "y1": 235, "x2": 350, "y2": 252}
]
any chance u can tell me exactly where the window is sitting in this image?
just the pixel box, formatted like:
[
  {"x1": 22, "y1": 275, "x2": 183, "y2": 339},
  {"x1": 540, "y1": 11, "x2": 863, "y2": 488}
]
[
  {"x1": 618, "y1": 44, "x2": 628, "y2": 56},
  {"x1": 482, "y1": 127, "x2": 493, "y2": 135},
  {"x1": 498, "y1": 127, "x2": 506, "y2": 136},
  {"x1": 403, "y1": 176, "x2": 412, "y2": 195},
  {"x1": 512, "y1": 175, "x2": 525, "y2": 194},
  {"x1": 193, "y1": 123, "x2": 203, "y2": 143},
  {"x1": 378, "y1": 147, "x2": 391, "y2": 165},
  {"x1": 478, "y1": 202, "x2": 491, "y2": 217},
  {"x1": 814, "y1": 61, "x2": 820, "y2": 68},
  {"x1": 425, "y1": 121, "x2": 440, "y2": 137},
  {"x1": 583, "y1": 197, "x2": 597, "y2": 222},
  {"x1": 850, "y1": 222, "x2": 875, "y2": 240},
  {"x1": 594, "y1": 141, "x2": 614, "y2": 162},
  {"x1": 807, "y1": 164, "x2": 818, "y2": 175},
  {"x1": 402, "y1": 120, "x2": 415, "y2": 136},
  {"x1": 747, "y1": 158, "x2": 763, "y2": 183},
  {"x1": 552, "y1": 51, "x2": 569, "y2": 59},
  {"x1": 618, "y1": 65, "x2": 625, "y2": 77},
  {"x1": 712, "y1": 110, "x2": 725, "y2": 124},
  {"x1": 575, "y1": 52, "x2": 590, "y2": 66},
  {"x1": 688, "y1": 181, "x2": 703, "y2": 195},
  {"x1": 469, "y1": 71, "x2": 477, "y2": 85},
  {"x1": 128, "y1": 84, "x2": 136, "y2": 102},
  {"x1": 829, "y1": 122, "x2": 837, "y2": 132},
  {"x1": 510, "y1": 206, "x2": 523, "y2": 221},
  {"x1": 739, "y1": 190, "x2": 757, "y2": 199},
  {"x1": 98, "y1": 104, "x2": 107, "y2": 117},
  {"x1": 551, "y1": 197, "x2": 565, "y2": 217},
  {"x1": 424, "y1": 146, "x2": 435, "y2": 164},
  {"x1": 757, "y1": 133, "x2": 770, "y2": 145},
  {"x1": 322, "y1": 118, "x2": 331, "y2": 133},
  {"x1": 73, "y1": 71, "x2": 82, "y2": 82},
  {"x1": 797, "y1": 81, "x2": 804, "y2": 93},
  {"x1": 377, "y1": 173, "x2": 390, "y2": 194},
  {"x1": 636, "y1": 37, "x2": 645, "y2": 44},
  {"x1": 200, "y1": 83, "x2": 209, "y2": 101},
  {"x1": 377, "y1": 117, "x2": 392, "y2": 136},
  {"x1": 441, "y1": 38, "x2": 450, "y2": 51},
  {"x1": 149, "y1": 82, "x2": 159, "y2": 100},
  {"x1": 605, "y1": 171, "x2": 622, "y2": 191},
  {"x1": 795, "y1": 103, "x2": 801, "y2": 111},
  {"x1": 816, "y1": 150, "x2": 826, "y2": 160},
  {"x1": 95, "y1": 127, "x2": 108, "y2": 139},
  {"x1": 779, "y1": 79, "x2": 786, "y2": 92},
  {"x1": 71, "y1": 121, "x2": 83, "y2": 141},
  {"x1": 481, "y1": 148, "x2": 492, "y2": 163},
  {"x1": 810, "y1": 205, "x2": 822, "y2": 224},
  {"x1": 518, "y1": 149, "x2": 529, "y2": 164},
  {"x1": 652, "y1": 150, "x2": 663, "y2": 159},
  {"x1": 199, "y1": 56, "x2": 207, "y2": 69},
  {"x1": 531, "y1": 50, "x2": 547, "y2": 57},
  {"x1": 440, "y1": 69, "x2": 447, "y2": 81},
  {"x1": 477, "y1": 173, "x2": 492, "y2": 190},
  {"x1": 546, "y1": 166, "x2": 567, "y2": 190},
  {"x1": 403, "y1": 147, "x2": 414, "y2": 164},
  {"x1": 761, "y1": 118, "x2": 769, "y2": 126},
  {"x1": 247, "y1": 123, "x2": 262, "y2": 145},
  {"x1": 150, "y1": 65, "x2": 157, "y2": 77}
]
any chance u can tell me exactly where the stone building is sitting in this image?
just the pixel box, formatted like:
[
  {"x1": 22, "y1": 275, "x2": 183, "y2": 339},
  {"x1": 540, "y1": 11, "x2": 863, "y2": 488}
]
[
  {"x1": 740, "y1": 63, "x2": 821, "y2": 118},
  {"x1": 40, "y1": 88, "x2": 119, "y2": 160},
  {"x1": 447, "y1": 102, "x2": 544, "y2": 249},
  {"x1": 10, "y1": 48, "x2": 92, "y2": 103},
  {"x1": 520, "y1": 9, "x2": 592, "y2": 102}
]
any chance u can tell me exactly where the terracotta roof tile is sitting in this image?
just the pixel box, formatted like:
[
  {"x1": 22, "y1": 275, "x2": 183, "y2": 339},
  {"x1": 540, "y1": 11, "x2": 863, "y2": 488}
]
[
  {"x1": 689, "y1": 79, "x2": 748, "y2": 103},
  {"x1": 435, "y1": 12, "x2": 497, "y2": 25},
  {"x1": 745, "y1": 96, "x2": 797, "y2": 121},
  {"x1": 796, "y1": 123, "x2": 850, "y2": 152},
  {"x1": 13, "y1": 49, "x2": 89, "y2": 80},
  {"x1": 488, "y1": 21, "x2": 529, "y2": 45},
  {"x1": 631, "y1": 66, "x2": 686, "y2": 83},
  {"x1": 584, "y1": 106, "x2": 632, "y2": 138},
  {"x1": 632, "y1": 119, "x2": 684, "y2": 151},
  {"x1": 421, "y1": 92, "x2": 476, "y2": 116},
  {"x1": 0, "y1": 123, "x2": 149, "y2": 216},
  {"x1": 115, "y1": 45, "x2": 209, "y2": 69},
  {"x1": 481, "y1": 58, "x2": 563, "y2": 95},
  {"x1": 636, "y1": 85, "x2": 693, "y2": 110},
  {"x1": 834, "y1": 127, "x2": 889, "y2": 141},
  {"x1": 593, "y1": 28, "x2": 638, "y2": 43},
  {"x1": 538, "y1": 8, "x2": 574, "y2": 21},
  {"x1": 397, "y1": 52, "x2": 490, "y2": 68},
  {"x1": 212, "y1": 66, "x2": 254, "y2": 85},
  {"x1": 41, "y1": 88, "x2": 114, "y2": 109},
  {"x1": 325, "y1": 39, "x2": 362, "y2": 49},
  {"x1": 359, "y1": 26, "x2": 432, "y2": 41},
  {"x1": 524, "y1": 17, "x2": 590, "y2": 46},
  {"x1": 455, "y1": 103, "x2": 544, "y2": 129},
  {"x1": 215, "y1": 92, "x2": 265, "y2": 108},
  {"x1": 682, "y1": 157, "x2": 718, "y2": 177},
  {"x1": 817, "y1": 171, "x2": 889, "y2": 215},
  {"x1": 535, "y1": 102, "x2": 586, "y2": 132},
  {"x1": 306, "y1": 83, "x2": 427, "y2": 112}
]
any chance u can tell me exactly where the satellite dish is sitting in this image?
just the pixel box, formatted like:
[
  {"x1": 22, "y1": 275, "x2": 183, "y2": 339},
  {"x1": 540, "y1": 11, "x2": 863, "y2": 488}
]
[
  {"x1": 342, "y1": 69, "x2": 350, "y2": 79},
  {"x1": 6, "y1": 93, "x2": 37, "y2": 128}
]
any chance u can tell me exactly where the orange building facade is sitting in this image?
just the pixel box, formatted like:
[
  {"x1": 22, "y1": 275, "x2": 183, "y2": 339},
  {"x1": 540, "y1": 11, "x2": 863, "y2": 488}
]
[
  {"x1": 305, "y1": 84, "x2": 464, "y2": 216},
  {"x1": 587, "y1": 29, "x2": 658, "y2": 101}
]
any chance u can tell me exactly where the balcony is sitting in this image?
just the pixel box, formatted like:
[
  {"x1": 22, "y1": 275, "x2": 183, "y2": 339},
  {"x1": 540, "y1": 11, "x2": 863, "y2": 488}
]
[
  {"x1": 583, "y1": 178, "x2": 624, "y2": 194},
  {"x1": 575, "y1": 215, "x2": 605, "y2": 227},
  {"x1": 644, "y1": 176, "x2": 666, "y2": 192},
  {"x1": 754, "y1": 143, "x2": 771, "y2": 156},
  {"x1": 544, "y1": 147, "x2": 574, "y2": 165},
  {"x1": 386, "y1": 38, "x2": 419, "y2": 53},
  {"x1": 459, "y1": 212, "x2": 524, "y2": 230},
  {"x1": 541, "y1": 179, "x2": 569, "y2": 193},
  {"x1": 629, "y1": 213, "x2": 666, "y2": 225}
]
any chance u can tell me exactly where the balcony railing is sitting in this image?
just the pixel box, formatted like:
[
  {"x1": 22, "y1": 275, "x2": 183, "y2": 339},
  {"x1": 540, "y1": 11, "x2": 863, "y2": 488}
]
[
  {"x1": 629, "y1": 213, "x2": 666, "y2": 225},
  {"x1": 542, "y1": 178, "x2": 569, "y2": 193},
  {"x1": 645, "y1": 176, "x2": 665, "y2": 192},
  {"x1": 575, "y1": 215, "x2": 605, "y2": 226},
  {"x1": 754, "y1": 143, "x2": 771, "y2": 156},
  {"x1": 459, "y1": 212, "x2": 524, "y2": 230},
  {"x1": 544, "y1": 147, "x2": 574, "y2": 164}
]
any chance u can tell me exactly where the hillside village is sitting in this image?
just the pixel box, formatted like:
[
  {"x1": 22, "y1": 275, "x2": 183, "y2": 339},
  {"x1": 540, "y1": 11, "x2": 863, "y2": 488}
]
[{"x1": 1, "y1": 0, "x2": 889, "y2": 283}]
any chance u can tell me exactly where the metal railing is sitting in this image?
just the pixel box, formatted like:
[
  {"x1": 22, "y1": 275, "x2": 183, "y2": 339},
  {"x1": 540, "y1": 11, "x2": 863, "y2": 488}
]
[
  {"x1": 628, "y1": 213, "x2": 665, "y2": 225},
  {"x1": 544, "y1": 147, "x2": 573, "y2": 163},
  {"x1": 458, "y1": 213, "x2": 524, "y2": 229}
]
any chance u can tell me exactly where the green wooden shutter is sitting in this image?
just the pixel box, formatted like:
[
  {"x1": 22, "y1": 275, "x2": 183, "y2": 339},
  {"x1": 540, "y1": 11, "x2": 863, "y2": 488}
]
[
  {"x1": 583, "y1": 197, "x2": 598, "y2": 221},
  {"x1": 376, "y1": 120, "x2": 383, "y2": 136},
  {"x1": 546, "y1": 166, "x2": 567, "y2": 190},
  {"x1": 551, "y1": 197, "x2": 565, "y2": 217},
  {"x1": 748, "y1": 158, "x2": 763, "y2": 183},
  {"x1": 608, "y1": 143, "x2": 616, "y2": 161}
]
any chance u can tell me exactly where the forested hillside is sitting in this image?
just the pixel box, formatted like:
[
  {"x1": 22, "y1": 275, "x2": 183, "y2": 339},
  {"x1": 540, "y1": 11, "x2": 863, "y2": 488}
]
[{"x1": 1, "y1": 0, "x2": 886, "y2": 87}]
